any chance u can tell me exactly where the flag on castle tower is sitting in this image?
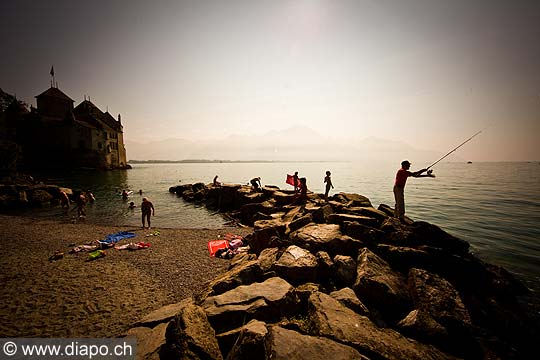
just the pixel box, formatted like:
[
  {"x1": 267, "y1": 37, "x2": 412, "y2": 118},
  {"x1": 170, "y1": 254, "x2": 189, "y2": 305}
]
[{"x1": 50, "y1": 66, "x2": 55, "y2": 77}]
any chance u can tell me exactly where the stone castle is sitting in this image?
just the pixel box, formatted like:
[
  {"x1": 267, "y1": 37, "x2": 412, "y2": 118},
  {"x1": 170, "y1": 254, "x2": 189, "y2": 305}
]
[{"x1": 0, "y1": 85, "x2": 128, "y2": 170}]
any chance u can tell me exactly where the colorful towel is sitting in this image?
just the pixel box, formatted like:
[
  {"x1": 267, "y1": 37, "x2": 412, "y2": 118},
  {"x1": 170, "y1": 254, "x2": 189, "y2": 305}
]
[
  {"x1": 286, "y1": 174, "x2": 295, "y2": 187},
  {"x1": 115, "y1": 242, "x2": 151, "y2": 251},
  {"x1": 70, "y1": 244, "x2": 99, "y2": 253},
  {"x1": 99, "y1": 231, "x2": 136, "y2": 245},
  {"x1": 208, "y1": 240, "x2": 229, "y2": 257}
]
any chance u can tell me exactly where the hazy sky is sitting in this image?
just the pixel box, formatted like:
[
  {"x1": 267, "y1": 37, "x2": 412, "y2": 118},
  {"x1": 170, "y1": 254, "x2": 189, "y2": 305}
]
[{"x1": 1, "y1": 0, "x2": 539, "y2": 161}]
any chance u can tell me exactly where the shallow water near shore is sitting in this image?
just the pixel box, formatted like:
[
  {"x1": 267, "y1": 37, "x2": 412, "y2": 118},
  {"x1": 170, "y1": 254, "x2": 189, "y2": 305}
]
[{"x1": 23, "y1": 161, "x2": 540, "y2": 316}]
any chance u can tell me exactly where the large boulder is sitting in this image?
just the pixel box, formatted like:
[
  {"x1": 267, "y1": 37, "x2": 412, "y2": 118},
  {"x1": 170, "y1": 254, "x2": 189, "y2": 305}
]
[
  {"x1": 202, "y1": 277, "x2": 297, "y2": 333},
  {"x1": 408, "y1": 268, "x2": 472, "y2": 332},
  {"x1": 307, "y1": 292, "x2": 454, "y2": 360},
  {"x1": 258, "y1": 247, "x2": 280, "y2": 273},
  {"x1": 341, "y1": 221, "x2": 383, "y2": 245},
  {"x1": 332, "y1": 255, "x2": 357, "y2": 287},
  {"x1": 126, "y1": 323, "x2": 168, "y2": 360},
  {"x1": 29, "y1": 188, "x2": 53, "y2": 206},
  {"x1": 315, "y1": 251, "x2": 333, "y2": 281},
  {"x1": 375, "y1": 244, "x2": 432, "y2": 272},
  {"x1": 206, "y1": 260, "x2": 263, "y2": 297},
  {"x1": 216, "y1": 319, "x2": 268, "y2": 359},
  {"x1": 266, "y1": 326, "x2": 367, "y2": 360},
  {"x1": 236, "y1": 188, "x2": 266, "y2": 207},
  {"x1": 329, "y1": 287, "x2": 370, "y2": 317},
  {"x1": 240, "y1": 202, "x2": 274, "y2": 225},
  {"x1": 328, "y1": 213, "x2": 379, "y2": 227},
  {"x1": 333, "y1": 193, "x2": 372, "y2": 207},
  {"x1": 377, "y1": 203, "x2": 395, "y2": 217},
  {"x1": 288, "y1": 214, "x2": 313, "y2": 233},
  {"x1": 135, "y1": 302, "x2": 186, "y2": 328},
  {"x1": 281, "y1": 205, "x2": 304, "y2": 222},
  {"x1": 214, "y1": 184, "x2": 243, "y2": 210},
  {"x1": 407, "y1": 221, "x2": 470, "y2": 255},
  {"x1": 169, "y1": 184, "x2": 190, "y2": 194},
  {"x1": 353, "y1": 248, "x2": 411, "y2": 322},
  {"x1": 272, "y1": 246, "x2": 318, "y2": 285},
  {"x1": 289, "y1": 223, "x2": 342, "y2": 253},
  {"x1": 397, "y1": 310, "x2": 449, "y2": 348},
  {"x1": 312, "y1": 204, "x2": 333, "y2": 223},
  {"x1": 250, "y1": 219, "x2": 288, "y2": 254},
  {"x1": 346, "y1": 206, "x2": 389, "y2": 222},
  {"x1": 162, "y1": 299, "x2": 222, "y2": 360},
  {"x1": 273, "y1": 191, "x2": 296, "y2": 206},
  {"x1": 407, "y1": 268, "x2": 477, "y2": 357}
]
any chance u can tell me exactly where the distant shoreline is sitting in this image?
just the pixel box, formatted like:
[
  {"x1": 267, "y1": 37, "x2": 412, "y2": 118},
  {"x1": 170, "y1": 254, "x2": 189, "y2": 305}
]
[
  {"x1": 128, "y1": 159, "x2": 349, "y2": 164},
  {"x1": 127, "y1": 160, "x2": 539, "y2": 164}
]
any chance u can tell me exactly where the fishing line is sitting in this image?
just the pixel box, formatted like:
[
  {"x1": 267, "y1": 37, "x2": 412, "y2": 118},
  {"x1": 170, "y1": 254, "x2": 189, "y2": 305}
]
[{"x1": 427, "y1": 124, "x2": 491, "y2": 170}]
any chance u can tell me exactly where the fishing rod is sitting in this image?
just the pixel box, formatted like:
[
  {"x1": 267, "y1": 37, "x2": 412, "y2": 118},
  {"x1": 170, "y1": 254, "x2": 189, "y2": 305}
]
[{"x1": 427, "y1": 129, "x2": 483, "y2": 170}]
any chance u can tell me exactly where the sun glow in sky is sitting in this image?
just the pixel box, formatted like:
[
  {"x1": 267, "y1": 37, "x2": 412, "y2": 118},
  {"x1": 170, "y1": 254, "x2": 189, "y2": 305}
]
[{"x1": 1, "y1": 0, "x2": 539, "y2": 161}]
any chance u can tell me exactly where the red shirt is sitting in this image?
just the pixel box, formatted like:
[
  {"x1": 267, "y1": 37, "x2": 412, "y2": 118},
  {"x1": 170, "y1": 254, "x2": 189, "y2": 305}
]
[{"x1": 394, "y1": 168, "x2": 410, "y2": 187}]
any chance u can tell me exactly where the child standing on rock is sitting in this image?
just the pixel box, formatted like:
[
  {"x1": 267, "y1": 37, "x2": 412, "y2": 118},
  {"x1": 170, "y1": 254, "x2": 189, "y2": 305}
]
[{"x1": 324, "y1": 171, "x2": 334, "y2": 201}]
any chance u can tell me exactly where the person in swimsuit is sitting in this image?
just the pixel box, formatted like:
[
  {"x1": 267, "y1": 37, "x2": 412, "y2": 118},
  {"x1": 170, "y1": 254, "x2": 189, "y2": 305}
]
[{"x1": 141, "y1": 197, "x2": 155, "y2": 229}]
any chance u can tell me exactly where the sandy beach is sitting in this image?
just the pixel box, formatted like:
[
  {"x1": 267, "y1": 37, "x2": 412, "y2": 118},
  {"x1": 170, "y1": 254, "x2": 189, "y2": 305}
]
[{"x1": 0, "y1": 214, "x2": 251, "y2": 337}]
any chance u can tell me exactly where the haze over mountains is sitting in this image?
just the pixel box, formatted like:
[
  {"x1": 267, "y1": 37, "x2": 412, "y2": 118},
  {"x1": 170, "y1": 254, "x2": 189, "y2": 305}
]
[{"x1": 126, "y1": 126, "x2": 444, "y2": 163}]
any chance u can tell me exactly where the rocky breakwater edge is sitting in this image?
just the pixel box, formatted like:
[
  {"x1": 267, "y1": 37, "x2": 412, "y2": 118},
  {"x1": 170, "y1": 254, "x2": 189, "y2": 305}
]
[
  {"x1": 125, "y1": 182, "x2": 537, "y2": 359},
  {"x1": 0, "y1": 173, "x2": 73, "y2": 210}
]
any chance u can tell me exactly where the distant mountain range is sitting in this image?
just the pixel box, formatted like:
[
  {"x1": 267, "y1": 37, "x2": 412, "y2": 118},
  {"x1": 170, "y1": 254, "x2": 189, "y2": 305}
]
[{"x1": 125, "y1": 126, "x2": 443, "y2": 163}]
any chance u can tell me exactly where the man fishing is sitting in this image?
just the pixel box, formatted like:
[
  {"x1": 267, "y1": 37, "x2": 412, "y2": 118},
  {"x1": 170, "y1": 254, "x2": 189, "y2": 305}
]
[
  {"x1": 393, "y1": 128, "x2": 483, "y2": 221},
  {"x1": 393, "y1": 160, "x2": 435, "y2": 221}
]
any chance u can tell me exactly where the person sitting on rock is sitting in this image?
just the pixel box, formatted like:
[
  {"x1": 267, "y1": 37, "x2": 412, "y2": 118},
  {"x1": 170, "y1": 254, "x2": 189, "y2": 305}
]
[
  {"x1": 292, "y1": 177, "x2": 308, "y2": 205},
  {"x1": 250, "y1": 177, "x2": 262, "y2": 192},
  {"x1": 213, "y1": 175, "x2": 221, "y2": 187}
]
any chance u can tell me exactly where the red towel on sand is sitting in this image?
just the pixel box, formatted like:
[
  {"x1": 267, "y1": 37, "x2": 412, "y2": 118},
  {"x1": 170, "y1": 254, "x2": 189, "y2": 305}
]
[{"x1": 208, "y1": 240, "x2": 229, "y2": 257}]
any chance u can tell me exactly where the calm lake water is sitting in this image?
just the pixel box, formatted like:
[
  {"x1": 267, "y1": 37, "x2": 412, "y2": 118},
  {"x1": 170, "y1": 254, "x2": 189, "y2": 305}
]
[{"x1": 27, "y1": 161, "x2": 540, "y2": 314}]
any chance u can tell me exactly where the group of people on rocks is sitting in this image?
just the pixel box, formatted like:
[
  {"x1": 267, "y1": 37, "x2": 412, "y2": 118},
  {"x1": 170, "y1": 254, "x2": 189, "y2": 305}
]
[
  {"x1": 57, "y1": 159, "x2": 433, "y2": 228},
  {"x1": 246, "y1": 159, "x2": 434, "y2": 221}
]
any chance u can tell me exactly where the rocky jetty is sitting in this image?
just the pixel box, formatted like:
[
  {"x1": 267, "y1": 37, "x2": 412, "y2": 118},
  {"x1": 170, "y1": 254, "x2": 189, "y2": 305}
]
[
  {"x1": 0, "y1": 173, "x2": 72, "y2": 209},
  {"x1": 126, "y1": 183, "x2": 536, "y2": 359}
]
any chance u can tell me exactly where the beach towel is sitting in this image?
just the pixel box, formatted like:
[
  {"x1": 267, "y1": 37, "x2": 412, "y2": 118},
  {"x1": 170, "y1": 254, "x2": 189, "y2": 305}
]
[
  {"x1": 99, "y1": 231, "x2": 136, "y2": 245},
  {"x1": 115, "y1": 242, "x2": 151, "y2": 250},
  {"x1": 286, "y1": 174, "x2": 295, "y2": 187},
  {"x1": 69, "y1": 244, "x2": 99, "y2": 253},
  {"x1": 229, "y1": 238, "x2": 244, "y2": 249},
  {"x1": 223, "y1": 233, "x2": 243, "y2": 242},
  {"x1": 208, "y1": 240, "x2": 229, "y2": 257}
]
